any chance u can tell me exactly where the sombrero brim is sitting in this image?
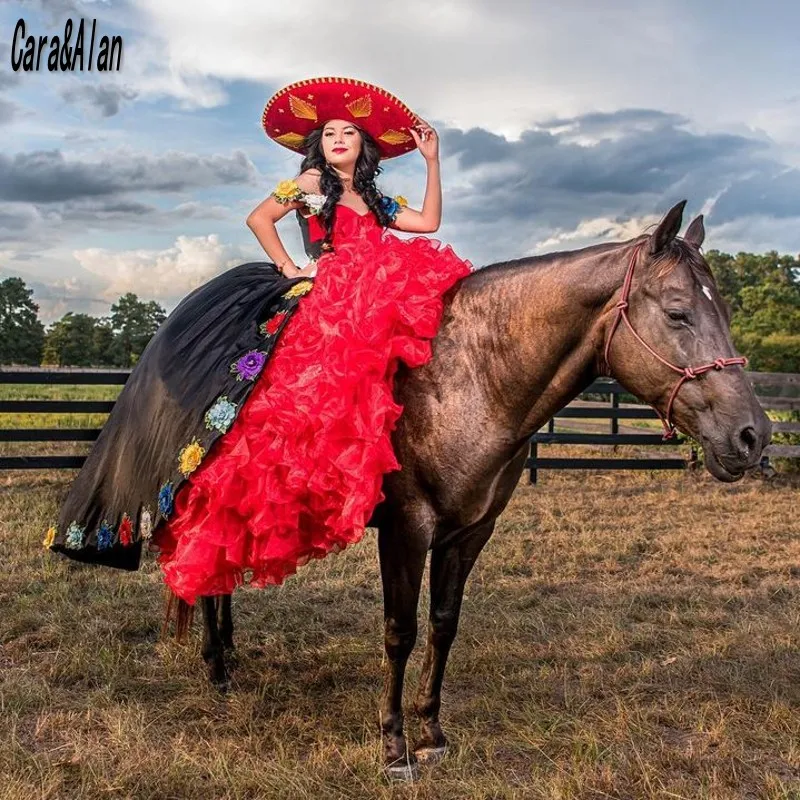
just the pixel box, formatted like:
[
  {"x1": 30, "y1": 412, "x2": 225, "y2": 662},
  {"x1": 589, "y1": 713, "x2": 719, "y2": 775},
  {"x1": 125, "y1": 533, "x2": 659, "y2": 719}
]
[{"x1": 262, "y1": 77, "x2": 420, "y2": 160}]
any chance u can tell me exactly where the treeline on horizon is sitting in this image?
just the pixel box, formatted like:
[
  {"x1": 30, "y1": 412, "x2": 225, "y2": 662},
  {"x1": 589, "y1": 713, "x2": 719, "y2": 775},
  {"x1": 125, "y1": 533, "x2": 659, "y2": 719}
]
[{"x1": 0, "y1": 249, "x2": 799, "y2": 372}]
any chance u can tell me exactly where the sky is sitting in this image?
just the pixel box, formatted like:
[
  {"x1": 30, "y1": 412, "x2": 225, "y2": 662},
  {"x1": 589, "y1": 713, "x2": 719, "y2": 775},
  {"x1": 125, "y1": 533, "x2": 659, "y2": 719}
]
[{"x1": 1, "y1": 0, "x2": 799, "y2": 324}]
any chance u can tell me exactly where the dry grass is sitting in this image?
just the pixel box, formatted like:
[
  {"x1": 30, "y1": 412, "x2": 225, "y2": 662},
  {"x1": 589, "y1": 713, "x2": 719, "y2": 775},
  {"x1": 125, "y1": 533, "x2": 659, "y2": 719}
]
[{"x1": 1, "y1": 460, "x2": 799, "y2": 799}]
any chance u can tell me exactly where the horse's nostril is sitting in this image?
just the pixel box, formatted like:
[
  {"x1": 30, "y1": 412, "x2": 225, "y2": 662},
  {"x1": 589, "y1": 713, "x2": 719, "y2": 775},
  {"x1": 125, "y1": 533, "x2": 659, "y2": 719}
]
[{"x1": 739, "y1": 425, "x2": 758, "y2": 453}]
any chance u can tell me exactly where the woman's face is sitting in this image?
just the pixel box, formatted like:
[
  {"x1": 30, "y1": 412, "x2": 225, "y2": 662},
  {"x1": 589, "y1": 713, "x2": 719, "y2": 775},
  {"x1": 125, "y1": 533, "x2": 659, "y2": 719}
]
[{"x1": 321, "y1": 119, "x2": 362, "y2": 169}]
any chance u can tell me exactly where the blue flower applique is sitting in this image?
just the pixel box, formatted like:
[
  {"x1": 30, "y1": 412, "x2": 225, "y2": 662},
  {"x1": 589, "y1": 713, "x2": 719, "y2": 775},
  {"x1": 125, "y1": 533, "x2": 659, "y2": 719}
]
[
  {"x1": 96, "y1": 521, "x2": 114, "y2": 551},
  {"x1": 158, "y1": 481, "x2": 175, "y2": 518},
  {"x1": 205, "y1": 396, "x2": 237, "y2": 434},
  {"x1": 65, "y1": 521, "x2": 86, "y2": 549}
]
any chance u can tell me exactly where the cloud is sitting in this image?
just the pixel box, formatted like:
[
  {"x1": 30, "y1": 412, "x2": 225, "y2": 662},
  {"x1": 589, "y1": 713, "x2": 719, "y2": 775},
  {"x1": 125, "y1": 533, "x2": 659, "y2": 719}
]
[
  {"x1": 72, "y1": 233, "x2": 250, "y2": 305},
  {"x1": 0, "y1": 147, "x2": 259, "y2": 203},
  {"x1": 0, "y1": 99, "x2": 16, "y2": 126},
  {"x1": 60, "y1": 83, "x2": 139, "y2": 117}
]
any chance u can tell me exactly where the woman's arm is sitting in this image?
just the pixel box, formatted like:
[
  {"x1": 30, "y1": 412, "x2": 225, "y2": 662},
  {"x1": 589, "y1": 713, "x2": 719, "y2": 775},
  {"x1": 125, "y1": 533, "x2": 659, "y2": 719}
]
[
  {"x1": 390, "y1": 122, "x2": 441, "y2": 234},
  {"x1": 246, "y1": 170, "x2": 321, "y2": 277}
]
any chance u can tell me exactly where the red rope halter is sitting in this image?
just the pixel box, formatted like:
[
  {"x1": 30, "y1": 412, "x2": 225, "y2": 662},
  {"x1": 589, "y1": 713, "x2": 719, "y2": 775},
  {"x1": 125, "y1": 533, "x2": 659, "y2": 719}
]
[{"x1": 603, "y1": 242, "x2": 748, "y2": 439}]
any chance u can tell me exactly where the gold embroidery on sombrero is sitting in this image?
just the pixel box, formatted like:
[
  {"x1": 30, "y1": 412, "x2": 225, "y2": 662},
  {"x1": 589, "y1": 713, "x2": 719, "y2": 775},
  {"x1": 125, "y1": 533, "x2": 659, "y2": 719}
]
[
  {"x1": 379, "y1": 130, "x2": 413, "y2": 145},
  {"x1": 288, "y1": 94, "x2": 318, "y2": 121},
  {"x1": 178, "y1": 437, "x2": 206, "y2": 477},
  {"x1": 346, "y1": 95, "x2": 372, "y2": 118},
  {"x1": 274, "y1": 132, "x2": 305, "y2": 150}
]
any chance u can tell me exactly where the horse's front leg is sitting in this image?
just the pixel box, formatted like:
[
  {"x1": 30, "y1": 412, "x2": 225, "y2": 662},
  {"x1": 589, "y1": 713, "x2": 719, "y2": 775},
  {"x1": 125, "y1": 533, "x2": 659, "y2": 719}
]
[
  {"x1": 413, "y1": 521, "x2": 495, "y2": 763},
  {"x1": 378, "y1": 518, "x2": 431, "y2": 781}
]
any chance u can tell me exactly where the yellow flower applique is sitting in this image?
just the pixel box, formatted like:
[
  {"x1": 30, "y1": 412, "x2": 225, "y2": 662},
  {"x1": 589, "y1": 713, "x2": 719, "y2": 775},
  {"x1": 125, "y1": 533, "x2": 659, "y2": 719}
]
[
  {"x1": 283, "y1": 280, "x2": 314, "y2": 299},
  {"x1": 272, "y1": 179, "x2": 303, "y2": 204},
  {"x1": 43, "y1": 525, "x2": 56, "y2": 549},
  {"x1": 395, "y1": 195, "x2": 408, "y2": 208},
  {"x1": 178, "y1": 437, "x2": 206, "y2": 477}
]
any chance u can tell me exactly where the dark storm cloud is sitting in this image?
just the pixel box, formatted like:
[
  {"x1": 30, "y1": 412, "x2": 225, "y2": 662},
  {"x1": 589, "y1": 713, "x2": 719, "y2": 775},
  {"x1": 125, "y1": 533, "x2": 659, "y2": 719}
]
[
  {"x1": 60, "y1": 83, "x2": 139, "y2": 117},
  {"x1": 713, "y1": 168, "x2": 800, "y2": 223},
  {"x1": 0, "y1": 148, "x2": 259, "y2": 203},
  {"x1": 440, "y1": 109, "x2": 774, "y2": 230}
]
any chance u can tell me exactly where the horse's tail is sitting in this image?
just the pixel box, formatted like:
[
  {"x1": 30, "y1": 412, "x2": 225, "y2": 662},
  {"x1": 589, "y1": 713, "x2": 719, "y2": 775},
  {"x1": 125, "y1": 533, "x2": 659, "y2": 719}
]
[{"x1": 161, "y1": 586, "x2": 194, "y2": 642}]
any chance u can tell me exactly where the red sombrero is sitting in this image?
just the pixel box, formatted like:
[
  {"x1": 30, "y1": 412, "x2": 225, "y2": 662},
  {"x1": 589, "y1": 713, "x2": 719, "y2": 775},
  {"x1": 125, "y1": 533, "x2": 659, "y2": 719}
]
[{"x1": 262, "y1": 77, "x2": 420, "y2": 160}]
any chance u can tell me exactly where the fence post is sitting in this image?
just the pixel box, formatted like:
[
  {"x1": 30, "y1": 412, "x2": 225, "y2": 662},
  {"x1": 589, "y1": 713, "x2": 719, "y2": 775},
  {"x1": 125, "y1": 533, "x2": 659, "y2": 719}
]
[{"x1": 528, "y1": 440, "x2": 538, "y2": 485}]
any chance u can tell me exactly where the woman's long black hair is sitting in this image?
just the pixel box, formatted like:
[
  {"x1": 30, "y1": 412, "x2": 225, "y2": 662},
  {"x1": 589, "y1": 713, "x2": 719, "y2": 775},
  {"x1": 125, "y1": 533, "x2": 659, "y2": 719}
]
[{"x1": 299, "y1": 125, "x2": 393, "y2": 251}]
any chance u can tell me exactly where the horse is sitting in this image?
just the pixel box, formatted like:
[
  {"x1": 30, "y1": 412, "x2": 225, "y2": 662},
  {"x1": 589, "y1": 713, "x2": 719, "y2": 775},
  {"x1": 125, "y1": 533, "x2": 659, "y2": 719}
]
[{"x1": 170, "y1": 200, "x2": 771, "y2": 780}]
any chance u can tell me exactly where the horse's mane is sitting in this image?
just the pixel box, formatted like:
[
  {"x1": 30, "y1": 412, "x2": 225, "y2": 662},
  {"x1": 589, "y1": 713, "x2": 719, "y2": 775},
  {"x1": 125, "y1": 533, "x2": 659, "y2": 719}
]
[{"x1": 471, "y1": 234, "x2": 711, "y2": 284}]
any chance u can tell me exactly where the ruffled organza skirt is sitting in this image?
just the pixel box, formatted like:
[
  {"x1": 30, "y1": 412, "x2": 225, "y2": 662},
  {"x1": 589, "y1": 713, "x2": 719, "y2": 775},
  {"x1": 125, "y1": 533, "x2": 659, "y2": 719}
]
[{"x1": 153, "y1": 221, "x2": 472, "y2": 603}]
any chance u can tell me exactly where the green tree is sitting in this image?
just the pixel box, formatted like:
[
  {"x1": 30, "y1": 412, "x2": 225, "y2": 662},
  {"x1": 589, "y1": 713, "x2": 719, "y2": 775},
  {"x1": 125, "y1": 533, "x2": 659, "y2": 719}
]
[
  {"x1": 43, "y1": 312, "x2": 100, "y2": 367},
  {"x1": 706, "y1": 249, "x2": 800, "y2": 372},
  {"x1": 109, "y1": 293, "x2": 166, "y2": 367},
  {"x1": 0, "y1": 277, "x2": 45, "y2": 365}
]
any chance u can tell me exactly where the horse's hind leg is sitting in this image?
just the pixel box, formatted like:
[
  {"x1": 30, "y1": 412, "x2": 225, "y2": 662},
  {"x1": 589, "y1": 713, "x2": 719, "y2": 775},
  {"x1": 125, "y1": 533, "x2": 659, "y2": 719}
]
[
  {"x1": 413, "y1": 520, "x2": 495, "y2": 763},
  {"x1": 200, "y1": 595, "x2": 228, "y2": 690},
  {"x1": 378, "y1": 514, "x2": 431, "y2": 781},
  {"x1": 218, "y1": 594, "x2": 234, "y2": 651}
]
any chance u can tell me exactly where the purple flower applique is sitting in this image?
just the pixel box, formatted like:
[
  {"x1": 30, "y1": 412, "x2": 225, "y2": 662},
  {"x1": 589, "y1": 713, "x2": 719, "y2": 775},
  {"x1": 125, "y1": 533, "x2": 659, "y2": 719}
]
[{"x1": 230, "y1": 350, "x2": 267, "y2": 382}]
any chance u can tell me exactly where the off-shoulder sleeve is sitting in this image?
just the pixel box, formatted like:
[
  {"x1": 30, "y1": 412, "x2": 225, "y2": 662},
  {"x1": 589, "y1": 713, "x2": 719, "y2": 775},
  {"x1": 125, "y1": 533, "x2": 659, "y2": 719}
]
[{"x1": 379, "y1": 194, "x2": 408, "y2": 223}]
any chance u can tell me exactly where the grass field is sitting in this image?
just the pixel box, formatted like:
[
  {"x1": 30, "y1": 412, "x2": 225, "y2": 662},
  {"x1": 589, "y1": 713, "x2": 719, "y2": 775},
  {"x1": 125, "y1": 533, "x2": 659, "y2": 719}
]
[{"x1": 1, "y1": 459, "x2": 799, "y2": 800}]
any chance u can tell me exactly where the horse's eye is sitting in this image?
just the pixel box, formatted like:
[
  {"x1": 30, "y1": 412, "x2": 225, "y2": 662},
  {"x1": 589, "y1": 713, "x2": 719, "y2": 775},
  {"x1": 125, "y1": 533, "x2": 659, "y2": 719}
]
[{"x1": 666, "y1": 309, "x2": 690, "y2": 323}]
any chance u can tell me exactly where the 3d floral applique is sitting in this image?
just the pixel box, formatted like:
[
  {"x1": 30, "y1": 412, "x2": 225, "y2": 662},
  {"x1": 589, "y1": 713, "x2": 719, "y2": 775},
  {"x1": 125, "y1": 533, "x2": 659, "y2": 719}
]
[
  {"x1": 43, "y1": 525, "x2": 56, "y2": 549},
  {"x1": 204, "y1": 396, "x2": 237, "y2": 433},
  {"x1": 303, "y1": 193, "x2": 326, "y2": 215},
  {"x1": 272, "y1": 179, "x2": 304, "y2": 204},
  {"x1": 283, "y1": 280, "x2": 314, "y2": 300},
  {"x1": 158, "y1": 482, "x2": 174, "y2": 518},
  {"x1": 230, "y1": 350, "x2": 267, "y2": 382},
  {"x1": 65, "y1": 521, "x2": 86, "y2": 549},
  {"x1": 178, "y1": 437, "x2": 206, "y2": 477},
  {"x1": 139, "y1": 506, "x2": 153, "y2": 541},
  {"x1": 97, "y1": 520, "x2": 114, "y2": 550},
  {"x1": 119, "y1": 513, "x2": 133, "y2": 546},
  {"x1": 379, "y1": 195, "x2": 407, "y2": 222},
  {"x1": 260, "y1": 311, "x2": 288, "y2": 337}
]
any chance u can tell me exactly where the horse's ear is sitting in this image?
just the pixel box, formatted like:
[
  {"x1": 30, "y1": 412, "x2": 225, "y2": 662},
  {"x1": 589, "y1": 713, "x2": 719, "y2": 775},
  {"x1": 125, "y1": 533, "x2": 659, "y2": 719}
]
[
  {"x1": 684, "y1": 214, "x2": 705, "y2": 249},
  {"x1": 650, "y1": 200, "x2": 687, "y2": 255}
]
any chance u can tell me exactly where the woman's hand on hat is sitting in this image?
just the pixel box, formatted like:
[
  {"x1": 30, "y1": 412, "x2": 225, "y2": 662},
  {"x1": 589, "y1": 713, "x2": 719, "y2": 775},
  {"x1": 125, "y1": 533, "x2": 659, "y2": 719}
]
[{"x1": 410, "y1": 120, "x2": 439, "y2": 162}]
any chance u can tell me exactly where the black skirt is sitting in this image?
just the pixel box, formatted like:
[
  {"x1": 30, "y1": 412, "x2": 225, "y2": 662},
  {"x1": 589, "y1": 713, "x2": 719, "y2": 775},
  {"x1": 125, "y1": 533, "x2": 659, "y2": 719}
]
[{"x1": 45, "y1": 262, "x2": 314, "y2": 571}]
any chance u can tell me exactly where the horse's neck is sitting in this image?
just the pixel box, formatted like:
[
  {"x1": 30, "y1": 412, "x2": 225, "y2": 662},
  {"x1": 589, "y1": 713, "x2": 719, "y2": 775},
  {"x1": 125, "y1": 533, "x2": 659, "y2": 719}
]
[{"x1": 458, "y1": 244, "x2": 633, "y2": 442}]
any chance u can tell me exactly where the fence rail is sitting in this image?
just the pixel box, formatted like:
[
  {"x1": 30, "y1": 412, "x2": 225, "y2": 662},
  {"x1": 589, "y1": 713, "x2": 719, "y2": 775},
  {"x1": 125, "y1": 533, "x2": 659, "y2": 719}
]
[{"x1": 0, "y1": 367, "x2": 797, "y2": 476}]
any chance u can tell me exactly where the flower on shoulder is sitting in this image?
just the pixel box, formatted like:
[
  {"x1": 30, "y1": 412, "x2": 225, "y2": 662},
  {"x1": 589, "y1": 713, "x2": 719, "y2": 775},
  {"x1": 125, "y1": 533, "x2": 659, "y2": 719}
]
[
  {"x1": 303, "y1": 193, "x2": 326, "y2": 214},
  {"x1": 395, "y1": 195, "x2": 408, "y2": 207},
  {"x1": 283, "y1": 280, "x2": 314, "y2": 299},
  {"x1": 272, "y1": 179, "x2": 303, "y2": 204},
  {"x1": 178, "y1": 437, "x2": 206, "y2": 477}
]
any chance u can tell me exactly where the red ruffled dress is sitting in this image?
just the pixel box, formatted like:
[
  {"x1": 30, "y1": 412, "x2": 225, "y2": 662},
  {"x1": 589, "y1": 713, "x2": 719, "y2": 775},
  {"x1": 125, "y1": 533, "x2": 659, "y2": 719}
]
[{"x1": 152, "y1": 201, "x2": 473, "y2": 603}]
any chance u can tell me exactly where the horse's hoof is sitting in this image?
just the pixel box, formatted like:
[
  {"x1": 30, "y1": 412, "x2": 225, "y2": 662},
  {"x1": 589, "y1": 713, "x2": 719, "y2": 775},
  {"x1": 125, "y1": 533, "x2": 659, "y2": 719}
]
[
  {"x1": 414, "y1": 744, "x2": 447, "y2": 765},
  {"x1": 383, "y1": 760, "x2": 421, "y2": 783}
]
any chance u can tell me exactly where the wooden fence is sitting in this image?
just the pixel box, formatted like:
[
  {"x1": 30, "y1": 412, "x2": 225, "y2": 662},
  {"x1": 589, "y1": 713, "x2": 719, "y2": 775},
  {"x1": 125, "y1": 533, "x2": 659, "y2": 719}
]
[{"x1": 0, "y1": 368, "x2": 797, "y2": 478}]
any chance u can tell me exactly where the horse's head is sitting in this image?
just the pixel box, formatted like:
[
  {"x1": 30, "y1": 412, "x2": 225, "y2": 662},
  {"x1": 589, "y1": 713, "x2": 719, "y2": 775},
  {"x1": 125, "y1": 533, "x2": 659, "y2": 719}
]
[{"x1": 604, "y1": 200, "x2": 771, "y2": 481}]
